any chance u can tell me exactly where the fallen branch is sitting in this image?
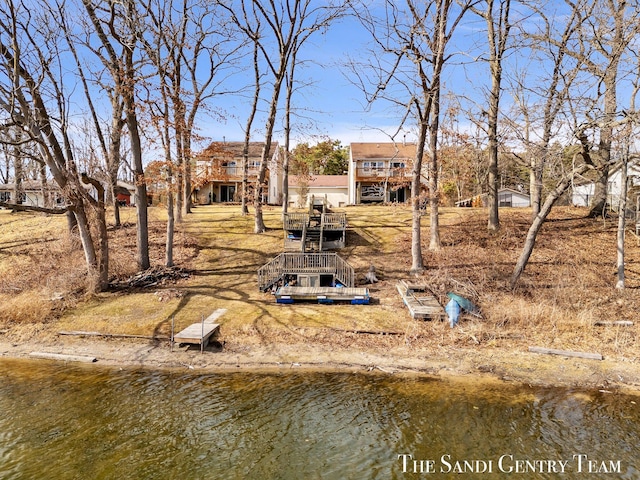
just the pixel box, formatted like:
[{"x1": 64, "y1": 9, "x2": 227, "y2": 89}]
[
  {"x1": 0, "y1": 201, "x2": 68, "y2": 214},
  {"x1": 594, "y1": 320, "x2": 633, "y2": 327},
  {"x1": 110, "y1": 266, "x2": 190, "y2": 289},
  {"x1": 29, "y1": 352, "x2": 97, "y2": 363},
  {"x1": 528, "y1": 346, "x2": 603, "y2": 361},
  {"x1": 330, "y1": 327, "x2": 404, "y2": 336},
  {"x1": 58, "y1": 330, "x2": 170, "y2": 340}
]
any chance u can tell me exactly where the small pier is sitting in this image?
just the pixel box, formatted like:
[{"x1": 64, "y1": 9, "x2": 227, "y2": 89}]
[
  {"x1": 275, "y1": 286, "x2": 370, "y2": 304},
  {"x1": 173, "y1": 309, "x2": 226, "y2": 351},
  {"x1": 396, "y1": 280, "x2": 445, "y2": 320}
]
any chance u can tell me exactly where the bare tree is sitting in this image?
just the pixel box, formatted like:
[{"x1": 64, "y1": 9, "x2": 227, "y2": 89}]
[
  {"x1": 353, "y1": 0, "x2": 474, "y2": 272},
  {"x1": 510, "y1": 133, "x2": 595, "y2": 288},
  {"x1": 509, "y1": 0, "x2": 586, "y2": 218},
  {"x1": 241, "y1": 23, "x2": 262, "y2": 216},
  {"x1": 471, "y1": 0, "x2": 512, "y2": 231},
  {"x1": 221, "y1": 0, "x2": 348, "y2": 233},
  {"x1": 567, "y1": 0, "x2": 640, "y2": 218},
  {"x1": 0, "y1": 0, "x2": 109, "y2": 291},
  {"x1": 615, "y1": 57, "x2": 640, "y2": 290},
  {"x1": 82, "y1": 0, "x2": 151, "y2": 270},
  {"x1": 58, "y1": 0, "x2": 127, "y2": 227}
]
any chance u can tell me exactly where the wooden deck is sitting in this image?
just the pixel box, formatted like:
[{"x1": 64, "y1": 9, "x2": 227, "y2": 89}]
[
  {"x1": 396, "y1": 280, "x2": 445, "y2": 320},
  {"x1": 275, "y1": 286, "x2": 370, "y2": 304},
  {"x1": 173, "y1": 309, "x2": 226, "y2": 349}
]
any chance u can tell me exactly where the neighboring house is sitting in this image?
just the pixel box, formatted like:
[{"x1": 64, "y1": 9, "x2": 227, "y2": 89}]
[
  {"x1": 287, "y1": 175, "x2": 349, "y2": 209},
  {"x1": 497, "y1": 187, "x2": 530, "y2": 207},
  {"x1": 193, "y1": 141, "x2": 280, "y2": 204},
  {"x1": 571, "y1": 181, "x2": 594, "y2": 207},
  {"x1": 0, "y1": 180, "x2": 63, "y2": 208},
  {"x1": 1, "y1": 179, "x2": 137, "y2": 208},
  {"x1": 456, "y1": 188, "x2": 530, "y2": 208},
  {"x1": 348, "y1": 142, "x2": 416, "y2": 204},
  {"x1": 115, "y1": 181, "x2": 135, "y2": 206},
  {"x1": 572, "y1": 162, "x2": 640, "y2": 208}
]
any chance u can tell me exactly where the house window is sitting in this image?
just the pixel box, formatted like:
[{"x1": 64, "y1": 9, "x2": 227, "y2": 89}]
[
  {"x1": 363, "y1": 161, "x2": 384, "y2": 170},
  {"x1": 498, "y1": 192, "x2": 512, "y2": 207},
  {"x1": 391, "y1": 161, "x2": 405, "y2": 169},
  {"x1": 0, "y1": 192, "x2": 10, "y2": 202}
]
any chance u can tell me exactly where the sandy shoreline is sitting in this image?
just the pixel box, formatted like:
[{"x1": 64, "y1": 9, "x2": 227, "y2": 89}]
[{"x1": 2, "y1": 333, "x2": 640, "y2": 395}]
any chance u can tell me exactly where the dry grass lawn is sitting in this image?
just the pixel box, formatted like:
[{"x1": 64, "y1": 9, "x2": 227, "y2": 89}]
[{"x1": 1, "y1": 203, "x2": 638, "y2": 364}]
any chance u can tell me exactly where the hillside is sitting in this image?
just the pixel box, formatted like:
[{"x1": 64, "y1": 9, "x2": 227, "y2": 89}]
[{"x1": 1, "y1": 204, "x2": 639, "y2": 391}]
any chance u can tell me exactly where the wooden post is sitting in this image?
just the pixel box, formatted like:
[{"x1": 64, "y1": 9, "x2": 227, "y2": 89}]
[
  {"x1": 201, "y1": 314, "x2": 205, "y2": 354},
  {"x1": 170, "y1": 315, "x2": 175, "y2": 352}
]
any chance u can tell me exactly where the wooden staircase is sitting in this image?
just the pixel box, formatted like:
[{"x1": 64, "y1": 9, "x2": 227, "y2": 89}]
[{"x1": 258, "y1": 252, "x2": 355, "y2": 292}]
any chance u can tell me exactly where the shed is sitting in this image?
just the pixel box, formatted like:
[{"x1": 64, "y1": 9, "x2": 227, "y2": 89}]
[{"x1": 498, "y1": 188, "x2": 530, "y2": 208}]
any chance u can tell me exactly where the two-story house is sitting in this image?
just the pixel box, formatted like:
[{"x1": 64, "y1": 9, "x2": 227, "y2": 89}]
[
  {"x1": 194, "y1": 141, "x2": 280, "y2": 204},
  {"x1": 347, "y1": 142, "x2": 416, "y2": 204}
]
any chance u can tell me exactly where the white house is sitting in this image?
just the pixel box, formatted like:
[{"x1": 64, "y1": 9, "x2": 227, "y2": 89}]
[
  {"x1": 572, "y1": 162, "x2": 640, "y2": 208},
  {"x1": 456, "y1": 188, "x2": 530, "y2": 208},
  {"x1": 497, "y1": 187, "x2": 530, "y2": 207},
  {"x1": 0, "y1": 180, "x2": 63, "y2": 208},
  {"x1": 287, "y1": 175, "x2": 349, "y2": 208}
]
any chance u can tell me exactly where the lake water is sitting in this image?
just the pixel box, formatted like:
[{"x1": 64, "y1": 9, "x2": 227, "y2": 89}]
[{"x1": 0, "y1": 358, "x2": 638, "y2": 479}]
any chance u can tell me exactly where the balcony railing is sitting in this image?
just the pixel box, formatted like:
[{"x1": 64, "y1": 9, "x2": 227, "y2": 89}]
[
  {"x1": 194, "y1": 166, "x2": 262, "y2": 180},
  {"x1": 355, "y1": 167, "x2": 410, "y2": 179}
]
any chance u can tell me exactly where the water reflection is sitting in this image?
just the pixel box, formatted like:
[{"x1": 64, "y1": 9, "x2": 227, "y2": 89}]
[{"x1": 0, "y1": 359, "x2": 638, "y2": 479}]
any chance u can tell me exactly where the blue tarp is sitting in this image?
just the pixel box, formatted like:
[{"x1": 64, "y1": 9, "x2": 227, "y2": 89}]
[{"x1": 445, "y1": 299, "x2": 461, "y2": 328}]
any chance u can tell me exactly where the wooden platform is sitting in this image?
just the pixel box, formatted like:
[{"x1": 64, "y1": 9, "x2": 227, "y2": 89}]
[
  {"x1": 396, "y1": 280, "x2": 445, "y2": 320},
  {"x1": 275, "y1": 286, "x2": 370, "y2": 304},
  {"x1": 173, "y1": 309, "x2": 226, "y2": 348}
]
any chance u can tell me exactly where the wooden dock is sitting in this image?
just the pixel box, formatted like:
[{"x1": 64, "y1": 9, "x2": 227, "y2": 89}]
[
  {"x1": 396, "y1": 280, "x2": 445, "y2": 320},
  {"x1": 275, "y1": 286, "x2": 370, "y2": 304},
  {"x1": 173, "y1": 309, "x2": 226, "y2": 350}
]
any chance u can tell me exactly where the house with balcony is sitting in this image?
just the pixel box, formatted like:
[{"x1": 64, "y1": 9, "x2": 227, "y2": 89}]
[
  {"x1": 193, "y1": 141, "x2": 280, "y2": 204},
  {"x1": 348, "y1": 142, "x2": 416, "y2": 204}
]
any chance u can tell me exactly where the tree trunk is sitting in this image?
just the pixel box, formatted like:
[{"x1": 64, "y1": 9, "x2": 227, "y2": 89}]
[
  {"x1": 616, "y1": 154, "x2": 628, "y2": 290},
  {"x1": 487, "y1": 71, "x2": 500, "y2": 231},
  {"x1": 241, "y1": 44, "x2": 260, "y2": 217},
  {"x1": 254, "y1": 74, "x2": 285, "y2": 234},
  {"x1": 588, "y1": 166, "x2": 610, "y2": 218},
  {"x1": 124, "y1": 101, "x2": 150, "y2": 270},
  {"x1": 166, "y1": 190, "x2": 175, "y2": 267},
  {"x1": 182, "y1": 133, "x2": 191, "y2": 216},
  {"x1": 588, "y1": 66, "x2": 618, "y2": 218},
  {"x1": 410, "y1": 121, "x2": 428, "y2": 273},
  {"x1": 428, "y1": 85, "x2": 441, "y2": 251},
  {"x1": 530, "y1": 151, "x2": 543, "y2": 218},
  {"x1": 13, "y1": 139, "x2": 22, "y2": 210},
  {"x1": 511, "y1": 162, "x2": 591, "y2": 288}
]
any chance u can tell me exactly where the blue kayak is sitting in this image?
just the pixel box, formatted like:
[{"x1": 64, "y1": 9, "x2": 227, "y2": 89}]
[{"x1": 446, "y1": 292, "x2": 479, "y2": 315}]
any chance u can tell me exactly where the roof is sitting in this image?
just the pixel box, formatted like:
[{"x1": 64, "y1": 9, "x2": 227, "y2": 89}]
[
  {"x1": 498, "y1": 187, "x2": 530, "y2": 198},
  {"x1": 198, "y1": 141, "x2": 278, "y2": 159},
  {"x1": 0, "y1": 180, "x2": 59, "y2": 192},
  {"x1": 350, "y1": 142, "x2": 416, "y2": 160},
  {"x1": 289, "y1": 175, "x2": 348, "y2": 188}
]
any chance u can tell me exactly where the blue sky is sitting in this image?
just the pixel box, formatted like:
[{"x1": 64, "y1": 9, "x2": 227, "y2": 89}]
[
  {"x1": 202, "y1": 12, "x2": 433, "y2": 147},
  {"x1": 201, "y1": 4, "x2": 495, "y2": 150}
]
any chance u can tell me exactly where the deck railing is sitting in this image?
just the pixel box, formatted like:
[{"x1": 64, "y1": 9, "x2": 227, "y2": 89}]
[
  {"x1": 283, "y1": 213, "x2": 308, "y2": 230},
  {"x1": 258, "y1": 252, "x2": 355, "y2": 291},
  {"x1": 322, "y1": 213, "x2": 346, "y2": 230},
  {"x1": 283, "y1": 212, "x2": 346, "y2": 231}
]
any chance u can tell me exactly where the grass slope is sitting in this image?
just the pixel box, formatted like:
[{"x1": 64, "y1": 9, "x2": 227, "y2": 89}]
[{"x1": 1, "y1": 204, "x2": 638, "y2": 362}]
